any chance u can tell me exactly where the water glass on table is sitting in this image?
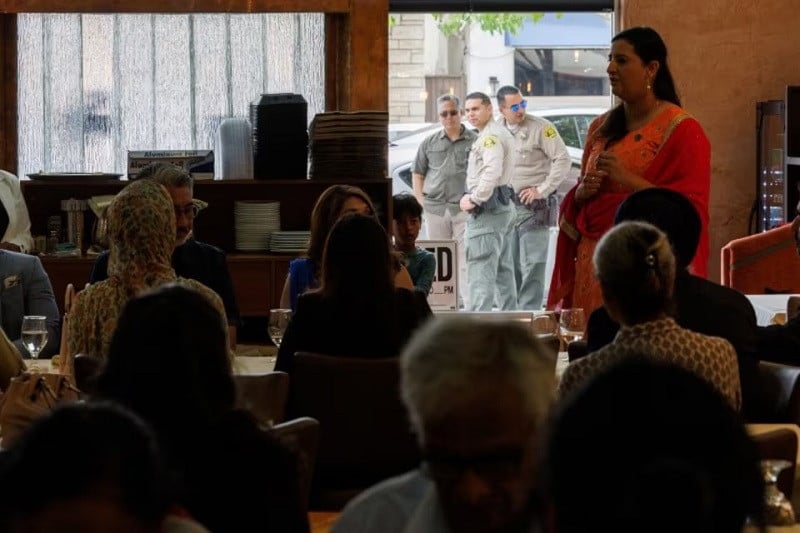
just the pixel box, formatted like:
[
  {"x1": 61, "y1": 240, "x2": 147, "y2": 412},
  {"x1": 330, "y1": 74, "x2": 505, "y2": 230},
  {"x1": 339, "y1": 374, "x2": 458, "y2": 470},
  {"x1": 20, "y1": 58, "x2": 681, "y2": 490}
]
[
  {"x1": 559, "y1": 308, "x2": 586, "y2": 343},
  {"x1": 21, "y1": 315, "x2": 49, "y2": 372},
  {"x1": 268, "y1": 309, "x2": 292, "y2": 348}
]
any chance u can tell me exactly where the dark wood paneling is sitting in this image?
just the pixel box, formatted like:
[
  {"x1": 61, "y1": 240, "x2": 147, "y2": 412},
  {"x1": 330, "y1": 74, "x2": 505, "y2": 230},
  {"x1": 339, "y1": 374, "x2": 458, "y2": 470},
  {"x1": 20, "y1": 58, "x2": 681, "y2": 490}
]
[
  {"x1": 0, "y1": 15, "x2": 17, "y2": 174},
  {"x1": 348, "y1": 0, "x2": 388, "y2": 111},
  {"x1": 40, "y1": 253, "x2": 295, "y2": 317},
  {"x1": 22, "y1": 178, "x2": 392, "y2": 253}
]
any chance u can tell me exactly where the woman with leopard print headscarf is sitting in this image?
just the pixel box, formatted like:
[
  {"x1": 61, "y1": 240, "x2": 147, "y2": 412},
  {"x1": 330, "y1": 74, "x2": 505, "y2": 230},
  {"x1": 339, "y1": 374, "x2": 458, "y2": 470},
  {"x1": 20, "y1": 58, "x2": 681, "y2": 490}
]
[{"x1": 66, "y1": 179, "x2": 229, "y2": 373}]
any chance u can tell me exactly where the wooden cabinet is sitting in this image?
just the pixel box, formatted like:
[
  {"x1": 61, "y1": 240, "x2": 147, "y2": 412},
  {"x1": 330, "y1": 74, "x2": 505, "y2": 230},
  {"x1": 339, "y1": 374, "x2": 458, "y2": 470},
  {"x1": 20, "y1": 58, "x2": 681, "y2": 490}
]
[
  {"x1": 41, "y1": 253, "x2": 292, "y2": 316},
  {"x1": 25, "y1": 178, "x2": 391, "y2": 316}
]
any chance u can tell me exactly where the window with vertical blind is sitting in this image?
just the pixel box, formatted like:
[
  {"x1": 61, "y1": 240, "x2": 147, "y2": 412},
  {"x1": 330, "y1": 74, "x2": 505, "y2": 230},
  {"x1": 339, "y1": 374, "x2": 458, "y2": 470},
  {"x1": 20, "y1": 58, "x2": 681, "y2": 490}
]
[{"x1": 17, "y1": 13, "x2": 325, "y2": 177}]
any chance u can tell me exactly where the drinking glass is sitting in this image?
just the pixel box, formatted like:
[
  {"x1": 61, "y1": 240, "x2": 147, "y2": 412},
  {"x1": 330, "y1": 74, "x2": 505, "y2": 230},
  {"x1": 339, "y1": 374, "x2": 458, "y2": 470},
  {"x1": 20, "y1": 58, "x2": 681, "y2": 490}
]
[
  {"x1": 268, "y1": 309, "x2": 292, "y2": 348},
  {"x1": 761, "y1": 459, "x2": 796, "y2": 526},
  {"x1": 559, "y1": 308, "x2": 586, "y2": 343},
  {"x1": 532, "y1": 313, "x2": 558, "y2": 338},
  {"x1": 21, "y1": 315, "x2": 49, "y2": 372}
]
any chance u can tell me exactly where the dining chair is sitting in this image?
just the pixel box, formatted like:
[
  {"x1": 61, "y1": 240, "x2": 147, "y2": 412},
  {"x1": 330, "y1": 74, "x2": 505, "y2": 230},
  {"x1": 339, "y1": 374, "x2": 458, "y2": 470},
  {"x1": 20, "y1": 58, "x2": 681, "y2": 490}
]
[
  {"x1": 270, "y1": 416, "x2": 320, "y2": 513},
  {"x1": 751, "y1": 428, "x2": 798, "y2": 498},
  {"x1": 72, "y1": 353, "x2": 104, "y2": 395},
  {"x1": 756, "y1": 361, "x2": 800, "y2": 426},
  {"x1": 233, "y1": 371, "x2": 289, "y2": 427},
  {"x1": 567, "y1": 340, "x2": 589, "y2": 362},
  {"x1": 721, "y1": 224, "x2": 800, "y2": 294},
  {"x1": 288, "y1": 352, "x2": 420, "y2": 511}
]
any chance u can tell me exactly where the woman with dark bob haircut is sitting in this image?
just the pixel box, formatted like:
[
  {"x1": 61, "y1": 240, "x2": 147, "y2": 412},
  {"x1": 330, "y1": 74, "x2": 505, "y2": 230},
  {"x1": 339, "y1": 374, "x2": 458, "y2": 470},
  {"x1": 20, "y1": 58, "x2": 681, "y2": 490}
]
[
  {"x1": 276, "y1": 214, "x2": 431, "y2": 373},
  {"x1": 94, "y1": 283, "x2": 308, "y2": 532}
]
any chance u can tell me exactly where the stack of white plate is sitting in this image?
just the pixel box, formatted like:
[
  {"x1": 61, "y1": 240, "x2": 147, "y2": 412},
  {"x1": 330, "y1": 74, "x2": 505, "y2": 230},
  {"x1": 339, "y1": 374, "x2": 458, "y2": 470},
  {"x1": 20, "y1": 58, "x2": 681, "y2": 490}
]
[
  {"x1": 270, "y1": 230, "x2": 310, "y2": 254},
  {"x1": 235, "y1": 201, "x2": 280, "y2": 251}
]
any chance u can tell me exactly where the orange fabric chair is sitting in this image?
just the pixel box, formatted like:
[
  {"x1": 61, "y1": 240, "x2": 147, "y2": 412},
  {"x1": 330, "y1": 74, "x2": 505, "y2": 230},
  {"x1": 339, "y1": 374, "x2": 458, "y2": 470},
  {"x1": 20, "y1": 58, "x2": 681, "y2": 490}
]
[{"x1": 721, "y1": 224, "x2": 800, "y2": 294}]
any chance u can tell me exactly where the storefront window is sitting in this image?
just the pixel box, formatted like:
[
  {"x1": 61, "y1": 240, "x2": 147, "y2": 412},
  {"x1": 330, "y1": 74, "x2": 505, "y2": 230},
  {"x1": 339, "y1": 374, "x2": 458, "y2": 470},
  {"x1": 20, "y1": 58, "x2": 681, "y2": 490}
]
[{"x1": 17, "y1": 13, "x2": 324, "y2": 176}]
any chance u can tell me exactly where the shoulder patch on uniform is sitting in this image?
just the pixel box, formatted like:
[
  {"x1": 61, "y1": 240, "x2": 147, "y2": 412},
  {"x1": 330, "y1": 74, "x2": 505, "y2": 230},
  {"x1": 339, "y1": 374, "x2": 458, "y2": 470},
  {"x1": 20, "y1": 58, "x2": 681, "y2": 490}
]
[
  {"x1": 482, "y1": 135, "x2": 498, "y2": 148},
  {"x1": 544, "y1": 125, "x2": 558, "y2": 139}
]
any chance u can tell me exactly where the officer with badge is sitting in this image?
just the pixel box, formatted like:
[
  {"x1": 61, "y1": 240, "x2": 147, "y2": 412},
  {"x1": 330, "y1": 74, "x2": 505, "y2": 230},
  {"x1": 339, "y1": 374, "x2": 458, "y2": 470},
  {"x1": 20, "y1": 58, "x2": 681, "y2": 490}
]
[
  {"x1": 459, "y1": 91, "x2": 517, "y2": 311},
  {"x1": 496, "y1": 85, "x2": 571, "y2": 310}
]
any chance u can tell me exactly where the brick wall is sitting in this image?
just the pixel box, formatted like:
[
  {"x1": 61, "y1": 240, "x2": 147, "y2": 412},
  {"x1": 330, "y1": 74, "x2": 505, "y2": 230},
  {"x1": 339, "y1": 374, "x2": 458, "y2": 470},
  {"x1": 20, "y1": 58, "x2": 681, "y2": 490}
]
[{"x1": 389, "y1": 14, "x2": 426, "y2": 123}]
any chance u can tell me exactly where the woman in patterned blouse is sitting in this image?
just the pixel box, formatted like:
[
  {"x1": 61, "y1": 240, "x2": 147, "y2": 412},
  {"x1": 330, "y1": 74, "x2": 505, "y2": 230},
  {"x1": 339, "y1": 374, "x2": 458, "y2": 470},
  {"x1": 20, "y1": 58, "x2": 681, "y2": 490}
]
[
  {"x1": 66, "y1": 179, "x2": 228, "y2": 371},
  {"x1": 558, "y1": 221, "x2": 741, "y2": 410}
]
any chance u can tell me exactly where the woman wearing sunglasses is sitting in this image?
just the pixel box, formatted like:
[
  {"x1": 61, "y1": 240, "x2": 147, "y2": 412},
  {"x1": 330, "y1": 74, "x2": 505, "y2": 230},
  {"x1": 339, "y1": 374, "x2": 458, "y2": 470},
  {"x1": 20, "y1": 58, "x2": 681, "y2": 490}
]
[{"x1": 548, "y1": 26, "x2": 711, "y2": 315}]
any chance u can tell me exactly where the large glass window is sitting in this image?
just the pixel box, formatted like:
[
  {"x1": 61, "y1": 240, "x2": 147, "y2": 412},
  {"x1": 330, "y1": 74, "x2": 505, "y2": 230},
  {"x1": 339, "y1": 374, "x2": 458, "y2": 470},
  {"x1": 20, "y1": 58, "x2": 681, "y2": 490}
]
[{"x1": 17, "y1": 13, "x2": 325, "y2": 177}]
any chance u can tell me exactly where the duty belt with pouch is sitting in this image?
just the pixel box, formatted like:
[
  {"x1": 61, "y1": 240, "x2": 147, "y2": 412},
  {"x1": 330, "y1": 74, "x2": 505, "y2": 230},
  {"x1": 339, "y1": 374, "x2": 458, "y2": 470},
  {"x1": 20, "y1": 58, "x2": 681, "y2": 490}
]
[
  {"x1": 517, "y1": 192, "x2": 558, "y2": 232},
  {"x1": 471, "y1": 185, "x2": 514, "y2": 217}
]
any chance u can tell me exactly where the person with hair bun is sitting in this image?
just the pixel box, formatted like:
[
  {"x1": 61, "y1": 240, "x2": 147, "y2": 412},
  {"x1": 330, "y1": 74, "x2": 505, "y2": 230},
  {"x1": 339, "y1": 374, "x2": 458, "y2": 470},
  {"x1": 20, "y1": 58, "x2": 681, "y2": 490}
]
[
  {"x1": 548, "y1": 26, "x2": 711, "y2": 314},
  {"x1": 558, "y1": 221, "x2": 741, "y2": 411}
]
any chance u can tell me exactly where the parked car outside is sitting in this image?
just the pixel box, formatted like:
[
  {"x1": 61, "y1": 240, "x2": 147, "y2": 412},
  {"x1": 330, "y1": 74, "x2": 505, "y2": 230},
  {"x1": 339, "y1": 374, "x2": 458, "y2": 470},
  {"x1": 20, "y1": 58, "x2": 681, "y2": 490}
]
[
  {"x1": 388, "y1": 106, "x2": 608, "y2": 198},
  {"x1": 388, "y1": 122, "x2": 434, "y2": 143}
]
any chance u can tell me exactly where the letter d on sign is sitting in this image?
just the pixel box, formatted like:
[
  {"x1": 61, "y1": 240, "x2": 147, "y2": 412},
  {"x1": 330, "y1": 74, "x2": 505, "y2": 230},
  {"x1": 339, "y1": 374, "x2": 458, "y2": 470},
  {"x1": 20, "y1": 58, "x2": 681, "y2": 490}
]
[{"x1": 437, "y1": 247, "x2": 452, "y2": 282}]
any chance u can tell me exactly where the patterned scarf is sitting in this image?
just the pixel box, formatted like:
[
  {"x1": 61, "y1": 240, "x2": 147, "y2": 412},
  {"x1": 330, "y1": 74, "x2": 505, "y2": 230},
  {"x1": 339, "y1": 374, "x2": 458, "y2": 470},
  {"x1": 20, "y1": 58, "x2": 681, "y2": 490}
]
[{"x1": 106, "y1": 180, "x2": 177, "y2": 297}]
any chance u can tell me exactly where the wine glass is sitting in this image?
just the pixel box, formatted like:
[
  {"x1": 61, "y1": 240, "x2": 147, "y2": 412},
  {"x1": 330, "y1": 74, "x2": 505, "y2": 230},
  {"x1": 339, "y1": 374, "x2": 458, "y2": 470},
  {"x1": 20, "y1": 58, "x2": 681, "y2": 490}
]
[
  {"x1": 21, "y1": 315, "x2": 49, "y2": 372},
  {"x1": 761, "y1": 459, "x2": 796, "y2": 526},
  {"x1": 532, "y1": 312, "x2": 558, "y2": 338},
  {"x1": 268, "y1": 309, "x2": 292, "y2": 348},
  {"x1": 559, "y1": 308, "x2": 586, "y2": 343}
]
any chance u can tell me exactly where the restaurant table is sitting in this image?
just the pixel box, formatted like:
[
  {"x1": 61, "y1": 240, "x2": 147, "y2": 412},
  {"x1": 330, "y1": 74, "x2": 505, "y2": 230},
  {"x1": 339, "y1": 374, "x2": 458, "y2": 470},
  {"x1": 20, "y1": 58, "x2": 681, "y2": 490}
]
[
  {"x1": 747, "y1": 294, "x2": 798, "y2": 326},
  {"x1": 28, "y1": 349, "x2": 278, "y2": 376},
  {"x1": 309, "y1": 512, "x2": 339, "y2": 533}
]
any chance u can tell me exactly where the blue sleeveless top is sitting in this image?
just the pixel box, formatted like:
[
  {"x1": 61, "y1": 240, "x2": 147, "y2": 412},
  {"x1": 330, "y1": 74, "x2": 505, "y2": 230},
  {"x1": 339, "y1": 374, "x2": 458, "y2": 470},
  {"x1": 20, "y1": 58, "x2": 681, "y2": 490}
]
[{"x1": 288, "y1": 258, "x2": 318, "y2": 312}]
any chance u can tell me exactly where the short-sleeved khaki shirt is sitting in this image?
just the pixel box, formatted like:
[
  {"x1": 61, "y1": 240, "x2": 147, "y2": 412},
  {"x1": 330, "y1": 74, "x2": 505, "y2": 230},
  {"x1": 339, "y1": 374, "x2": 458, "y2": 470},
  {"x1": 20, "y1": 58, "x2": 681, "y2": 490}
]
[{"x1": 412, "y1": 125, "x2": 477, "y2": 216}]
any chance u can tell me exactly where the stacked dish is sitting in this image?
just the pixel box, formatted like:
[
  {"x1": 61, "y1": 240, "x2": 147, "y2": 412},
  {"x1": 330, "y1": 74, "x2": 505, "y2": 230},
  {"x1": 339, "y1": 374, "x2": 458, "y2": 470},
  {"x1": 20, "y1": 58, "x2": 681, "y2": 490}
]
[
  {"x1": 235, "y1": 201, "x2": 280, "y2": 251},
  {"x1": 308, "y1": 111, "x2": 388, "y2": 180},
  {"x1": 269, "y1": 231, "x2": 310, "y2": 254}
]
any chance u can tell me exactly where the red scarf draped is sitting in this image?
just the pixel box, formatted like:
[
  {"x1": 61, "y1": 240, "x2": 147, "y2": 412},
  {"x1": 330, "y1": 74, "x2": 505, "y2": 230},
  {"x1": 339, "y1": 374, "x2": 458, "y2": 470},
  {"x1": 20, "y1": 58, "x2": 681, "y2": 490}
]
[{"x1": 547, "y1": 113, "x2": 710, "y2": 310}]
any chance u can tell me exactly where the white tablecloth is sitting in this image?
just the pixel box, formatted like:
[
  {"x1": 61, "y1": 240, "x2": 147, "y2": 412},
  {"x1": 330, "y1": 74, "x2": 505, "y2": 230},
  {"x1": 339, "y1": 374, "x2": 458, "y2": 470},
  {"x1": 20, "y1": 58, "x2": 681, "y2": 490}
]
[
  {"x1": 29, "y1": 355, "x2": 277, "y2": 376},
  {"x1": 747, "y1": 294, "x2": 797, "y2": 326}
]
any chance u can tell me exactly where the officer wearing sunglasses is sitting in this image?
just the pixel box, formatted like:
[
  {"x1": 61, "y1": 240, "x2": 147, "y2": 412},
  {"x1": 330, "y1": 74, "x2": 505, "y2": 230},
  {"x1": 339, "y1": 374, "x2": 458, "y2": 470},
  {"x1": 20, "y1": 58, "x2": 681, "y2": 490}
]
[
  {"x1": 496, "y1": 85, "x2": 571, "y2": 310},
  {"x1": 412, "y1": 94, "x2": 476, "y2": 308}
]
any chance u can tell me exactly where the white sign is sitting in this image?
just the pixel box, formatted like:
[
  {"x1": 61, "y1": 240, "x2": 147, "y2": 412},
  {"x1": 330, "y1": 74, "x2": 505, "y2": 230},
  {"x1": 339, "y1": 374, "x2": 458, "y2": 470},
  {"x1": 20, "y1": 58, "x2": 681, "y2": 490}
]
[
  {"x1": 417, "y1": 239, "x2": 459, "y2": 311},
  {"x1": 127, "y1": 150, "x2": 214, "y2": 180}
]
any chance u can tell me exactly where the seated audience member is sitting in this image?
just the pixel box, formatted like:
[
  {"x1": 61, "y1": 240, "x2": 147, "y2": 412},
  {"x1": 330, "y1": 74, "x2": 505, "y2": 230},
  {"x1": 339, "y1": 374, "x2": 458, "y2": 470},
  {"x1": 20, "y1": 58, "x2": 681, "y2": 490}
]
[
  {"x1": 89, "y1": 162, "x2": 240, "y2": 343},
  {"x1": 93, "y1": 284, "x2": 308, "y2": 533},
  {"x1": 0, "y1": 169, "x2": 34, "y2": 253},
  {"x1": 280, "y1": 184, "x2": 414, "y2": 312},
  {"x1": 0, "y1": 248, "x2": 60, "y2": 358},
  {"x1": 559, "y1": 221, "x2": 741, "y2": 410},
  {"x1": 333, "y1": 316, "x2": 555, "y2": 533},
  {"x1": 545, "y1": 359, "x2": 764, "y2": 533},
  {"x1": 393, "y1": 193, "x2": 435, "y2": 295},
  {"x1": 67, "y1": 180, "x2": 228, "y2": 366},
  {"x1": 0, "y1": 402, "x2": 207, "y2": 533},
  {"x1": 584, "y1": 188, "x2": 761, "y2": 418},
  {"x1": 276, "y1": 214, "x2": 431, "y2": 374}
]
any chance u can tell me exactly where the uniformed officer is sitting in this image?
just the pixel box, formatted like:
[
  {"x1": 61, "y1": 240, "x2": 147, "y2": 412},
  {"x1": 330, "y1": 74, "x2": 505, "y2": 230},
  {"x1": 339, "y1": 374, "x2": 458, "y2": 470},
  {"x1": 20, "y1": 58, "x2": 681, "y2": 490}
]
[
  {"x1": 459, "y1": 91, "x2": 517, "y2": 311},
  {"x1": 412, "y1": 94, "x2": 477, "y2": 308},
  {"x1": 496, "y1": 85, "x2": 571, "y2": 310}
]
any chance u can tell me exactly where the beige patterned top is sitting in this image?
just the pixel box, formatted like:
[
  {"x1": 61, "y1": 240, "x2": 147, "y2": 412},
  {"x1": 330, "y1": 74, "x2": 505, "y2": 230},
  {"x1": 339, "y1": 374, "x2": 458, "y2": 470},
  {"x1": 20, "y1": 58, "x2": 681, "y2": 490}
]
[{"x1": 559, "y1": 318, "x2": 741, "y2": 411}]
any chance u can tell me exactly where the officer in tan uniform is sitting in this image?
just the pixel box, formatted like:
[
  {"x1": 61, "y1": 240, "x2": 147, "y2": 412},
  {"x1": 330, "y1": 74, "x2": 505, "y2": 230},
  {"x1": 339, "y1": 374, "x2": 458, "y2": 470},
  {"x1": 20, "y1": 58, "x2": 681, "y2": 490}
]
[
  {"x1": 459, "y1": 91, "x2": 517, "y2": 311},
  {"x1": 496, "y1": 85, "x2": 571, "y2": 310}
]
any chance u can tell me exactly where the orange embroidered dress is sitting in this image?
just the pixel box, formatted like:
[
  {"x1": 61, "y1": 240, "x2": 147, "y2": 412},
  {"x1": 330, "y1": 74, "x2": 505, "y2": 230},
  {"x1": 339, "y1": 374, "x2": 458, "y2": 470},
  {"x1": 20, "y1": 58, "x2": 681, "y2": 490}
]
[{"x1": 547, "y1": 103, "x2": 711, "y2": 312}]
